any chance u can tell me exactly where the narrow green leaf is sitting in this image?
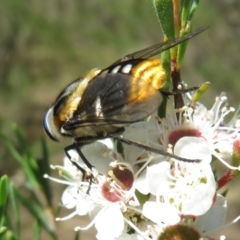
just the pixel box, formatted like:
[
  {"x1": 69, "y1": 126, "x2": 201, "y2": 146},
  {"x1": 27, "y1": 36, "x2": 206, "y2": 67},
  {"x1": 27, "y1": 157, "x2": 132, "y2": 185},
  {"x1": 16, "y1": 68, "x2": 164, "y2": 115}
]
[
  {"x1": 191, "y1": 82, "x2": 211, "y2": 104},
  {"x1": 117, "y1": 141, "x2": 124, "y2": 154},
  {"x1": 39, "y1": 138, "x2": 50, "y2": 176},
  {"x1": 0, "y1": 176, "x2": 9, "y2": 207},
  {"x1": 12, "y1": 128, "x2": 42, "y2": 190},
  {"x1": 0, "y1": 176, "x2": 9, "y2": 229},
  {"x1": 158, "y1": 95, "x2": 168, "y2": 118},
  {"x1": 0, "y1": 133, "x2": 23, "y2": 165},
  {"x1": 189, "y1": 0, "x2": 199, "y2": 20},
  {"x1": 36, "y1": 138, "x2": 53, "y2": 207},
  {"x1": 1, "y1": 131, "x2": 45, "y2": 193},
  {"x1": 12, "y1": 125, "x2": 31, "y2": 158},
  {"x1": 180, "y1": 0, "x2": 192, "y2": 27},
  {"x1": 176, "y1": 24, "x2": 192, "y2": 69},
  {"x1": 0, "y1": 133, "x2": 38, "y2": 191},
  {"x1": 8, "y1": 183, "x2": 20, "y2": 238},
  {"x1": 0, "y1": 226, "x2": 8, "y2": 236},
  {"x1": 151, "y1": 0, "x2": 178, "y2": 117},
  {"x1": 151, "y1": 0, "x2": 174, "y2": 39},
  {"x1": 4, "y1": 231, "x2": 17, "y2": 240},
  {"x1": 15, "y1": 188, "x2": 56, "y2": 238},
  {"x1": 74, "y1": 231, "x2": 80, "y2": 240},
  {"x1": 158, "y1": 49, "x2": 171, "y2": 118},
  {"x1": 33, "y1": 221, "x2": 41, "y2": 240}
]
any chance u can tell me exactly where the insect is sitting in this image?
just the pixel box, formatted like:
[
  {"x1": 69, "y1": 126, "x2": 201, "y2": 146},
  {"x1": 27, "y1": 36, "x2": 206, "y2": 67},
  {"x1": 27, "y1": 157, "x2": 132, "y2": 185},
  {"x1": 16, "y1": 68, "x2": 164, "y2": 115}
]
[{"x1": 43, "y1": 27, "x2": 207, "y2": 172}]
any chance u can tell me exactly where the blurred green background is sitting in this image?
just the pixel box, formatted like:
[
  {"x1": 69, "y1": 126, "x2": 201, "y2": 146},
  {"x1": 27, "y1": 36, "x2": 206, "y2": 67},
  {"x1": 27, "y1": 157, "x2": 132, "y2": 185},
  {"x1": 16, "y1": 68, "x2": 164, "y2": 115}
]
[{"x1": 0, "y1": 0, "x2": 240, "y2": 239}]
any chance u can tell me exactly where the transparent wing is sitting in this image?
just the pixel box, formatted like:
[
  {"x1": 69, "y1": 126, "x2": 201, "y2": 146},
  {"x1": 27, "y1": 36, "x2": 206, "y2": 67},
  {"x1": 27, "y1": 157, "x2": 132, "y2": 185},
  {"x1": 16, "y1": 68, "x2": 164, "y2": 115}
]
[{"x1": 107, "y1": 26, "x2": 208, "y2": 67}]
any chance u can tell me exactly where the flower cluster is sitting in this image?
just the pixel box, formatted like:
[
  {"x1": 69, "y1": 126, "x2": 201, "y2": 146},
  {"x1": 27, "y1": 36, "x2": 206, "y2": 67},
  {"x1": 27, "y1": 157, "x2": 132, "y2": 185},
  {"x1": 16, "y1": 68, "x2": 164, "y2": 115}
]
[{"x1": 45, "y1": 93, "x2": 240, "y2": 240}]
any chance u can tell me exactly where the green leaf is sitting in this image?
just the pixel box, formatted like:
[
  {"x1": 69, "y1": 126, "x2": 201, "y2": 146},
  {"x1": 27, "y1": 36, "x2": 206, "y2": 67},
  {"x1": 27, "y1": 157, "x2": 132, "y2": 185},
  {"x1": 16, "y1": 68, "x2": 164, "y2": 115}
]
[
  {"x1": 0, "y1": 176, "x2": 9, "y2": 230},
  {"x1": 158, "y1": 49, "x2": 171, "y2": 118},
  {"x1": 37, "y1": 138, "x2": 53, "y2": 207},
  {"x1": 117, "y1": 141, "x2": 124, "y2": 154},
  {"x1": 12, "y1": 127, "x2": 41, "y2": 189},
  {"x1": 33, "y1": 221, "x2": 41, "y2": 240},
  {"x1": 176, "y1": 24, "x2": 192, "y2": 69},
  {"x1": 12, "y1": 124, "x2": 31, "y2": 158},
  {"x1": 151, "y1": 0, "x2": 174, "y2": 39},
  {"x1": 74, "y1": 231, "x2": 80, "y2": 240},
  {"x1": 0, "y1": 176, "x2": 9, "y2": 207},
  {"x1": 0, "y1": 133, "x2": 23, "y2": 165},
  {"x1": 8, "y1": 183, "x2": 20, "y2": 238},
  {"x1": 2, "y1": 129, "x2": 46, "y2": 193},
  {"x1": 0, "y1": 226, "x2": 8, "y2": 237},
  {"x1": 4, "y1": 231, "x2": 17, "y2": 240},
  {"x1": 158, "y1": 95, "x2": 168, "y2": 118},
  {"x1": 189, "y1": 0, "x2": 199, "y2": 20},
  {"x1": 181, "y1": 0, "x2": 200, "y2": 25},
  {"x1": 191, "y1": 82, "x2": 211, "y2": 104},
  {"x1": 180, "y1": 0, "x2": 192, "y2": 27},
  {"x1": 15, "y1": 188, "x2": 56, "y2": 238}
]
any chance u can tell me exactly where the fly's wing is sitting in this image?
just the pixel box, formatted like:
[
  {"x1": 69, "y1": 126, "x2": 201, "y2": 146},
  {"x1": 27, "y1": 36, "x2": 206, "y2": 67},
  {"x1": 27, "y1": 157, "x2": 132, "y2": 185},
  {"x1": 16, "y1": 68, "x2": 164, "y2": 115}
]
[
  {"x1": 63, "y1": 27, "x2": 208, "y2": 131},
  {"x1": 63, "y1": 72, "x2": 162, "y2": 130},
  {"x1": 107, "y1": 26, "x2": 208, "y2": 67}
]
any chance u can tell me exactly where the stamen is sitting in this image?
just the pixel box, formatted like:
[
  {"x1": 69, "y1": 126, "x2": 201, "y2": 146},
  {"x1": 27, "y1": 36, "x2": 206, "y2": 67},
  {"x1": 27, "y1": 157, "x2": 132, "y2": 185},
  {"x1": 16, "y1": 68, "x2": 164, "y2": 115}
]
[
  {"x1": 227, "y1": 107, "x2": 240, "y2": 127},
  {"x1": 110, "y1": 161, "x2": 118, "y2": 168},
  {"x1": 43, "y1": 174, "x2": 90, "y2": 187},
  {"x1": 212, "y1": 153, "x2": 240, "y2": 170},
  {"x1": 56, "y1": 211, "x2": 78, "y2": 221},
  {"x1": 135, "y1": 155, "x2": 153, "y2": 178},
  {"x1": 128, "y1": 193, "x2": 140, "y2": 207},
  {"x1": 205, "y1": 215, "x2": 240, "y2": 235}
]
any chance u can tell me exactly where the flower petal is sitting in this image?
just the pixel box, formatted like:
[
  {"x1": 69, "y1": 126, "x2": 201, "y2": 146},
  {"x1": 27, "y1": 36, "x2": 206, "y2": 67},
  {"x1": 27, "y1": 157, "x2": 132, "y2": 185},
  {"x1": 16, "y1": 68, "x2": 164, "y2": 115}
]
[
  {"x1": 143, "y1": 201, "x2": 180, "y2": 225},
  {"x1": 95, "y1": 205, "x2": 124, "y2": 240},
  {"x1": 194, "y1": 194, "x2": 227, "y2": 233},
  {"x1": 174, "y1": 137, "x2": 212, "y2": 164}
]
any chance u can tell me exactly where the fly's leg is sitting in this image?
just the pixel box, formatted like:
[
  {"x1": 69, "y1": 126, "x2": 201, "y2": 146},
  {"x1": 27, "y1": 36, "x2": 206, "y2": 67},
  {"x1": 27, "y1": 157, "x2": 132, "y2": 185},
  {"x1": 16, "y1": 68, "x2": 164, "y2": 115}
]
[{"x1": 64, "y1": 144, "x2": 94, "y2": 194}]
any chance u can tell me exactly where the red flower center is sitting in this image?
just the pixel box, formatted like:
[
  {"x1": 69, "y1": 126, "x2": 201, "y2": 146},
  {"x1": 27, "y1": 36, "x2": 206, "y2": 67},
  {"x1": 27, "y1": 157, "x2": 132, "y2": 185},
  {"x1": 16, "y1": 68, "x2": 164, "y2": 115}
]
[
  {"x1": 168, "y1": 128, "x2": 202, "y2": 147},
  {"x1": 101, "y1": 164, "x2": 134, "y2": 202}
]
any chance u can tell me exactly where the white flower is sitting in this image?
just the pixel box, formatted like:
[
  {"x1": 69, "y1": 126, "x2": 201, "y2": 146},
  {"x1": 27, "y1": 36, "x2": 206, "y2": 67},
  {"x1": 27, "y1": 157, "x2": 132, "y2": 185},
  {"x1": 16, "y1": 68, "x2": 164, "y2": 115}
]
[
  {"x1": 194, "y1": 194, "x2": 227, "y2": 235},
  {"x1": 149, "y1": 195, "x2": 239, "y2": 240},
  {"x1": 95, "y1": 205, "x2": 124, "y2": 240},
  {"x1": 145, "y1": 138, "x2": 216, "y2": 217},
  {"x1": 44, "y1": 92, "x2": 240, "y2": 240},
  {"x1": 182, "y1": 93, "x2": 240, "y2": 170},
  {"x1": 48, "y1": 140, "x2": 146, "y2": 239},
  {"x1": 142, "y1": 201, "x2": 180, "y2": 225}
]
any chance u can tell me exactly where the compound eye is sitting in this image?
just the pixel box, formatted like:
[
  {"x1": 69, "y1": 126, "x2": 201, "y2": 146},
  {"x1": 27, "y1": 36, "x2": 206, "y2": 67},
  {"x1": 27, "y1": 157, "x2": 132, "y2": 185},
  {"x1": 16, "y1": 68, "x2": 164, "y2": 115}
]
[{"x1": 43, "y1": 107, "x2": 60, "y2": 142}]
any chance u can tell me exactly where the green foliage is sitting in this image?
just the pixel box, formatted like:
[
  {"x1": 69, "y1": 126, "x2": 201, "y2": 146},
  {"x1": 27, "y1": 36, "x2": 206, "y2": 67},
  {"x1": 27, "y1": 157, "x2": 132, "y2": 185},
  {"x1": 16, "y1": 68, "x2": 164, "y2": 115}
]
[
  {"x1": 0, "y1": 128, "x2": 57, "y2": 240},
  {"x1": 151, "y1": 0, "x2": 175, "y2": 39},
  {"x1": 152, "y1": 0, "x2": 201, "y2": 114}
]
